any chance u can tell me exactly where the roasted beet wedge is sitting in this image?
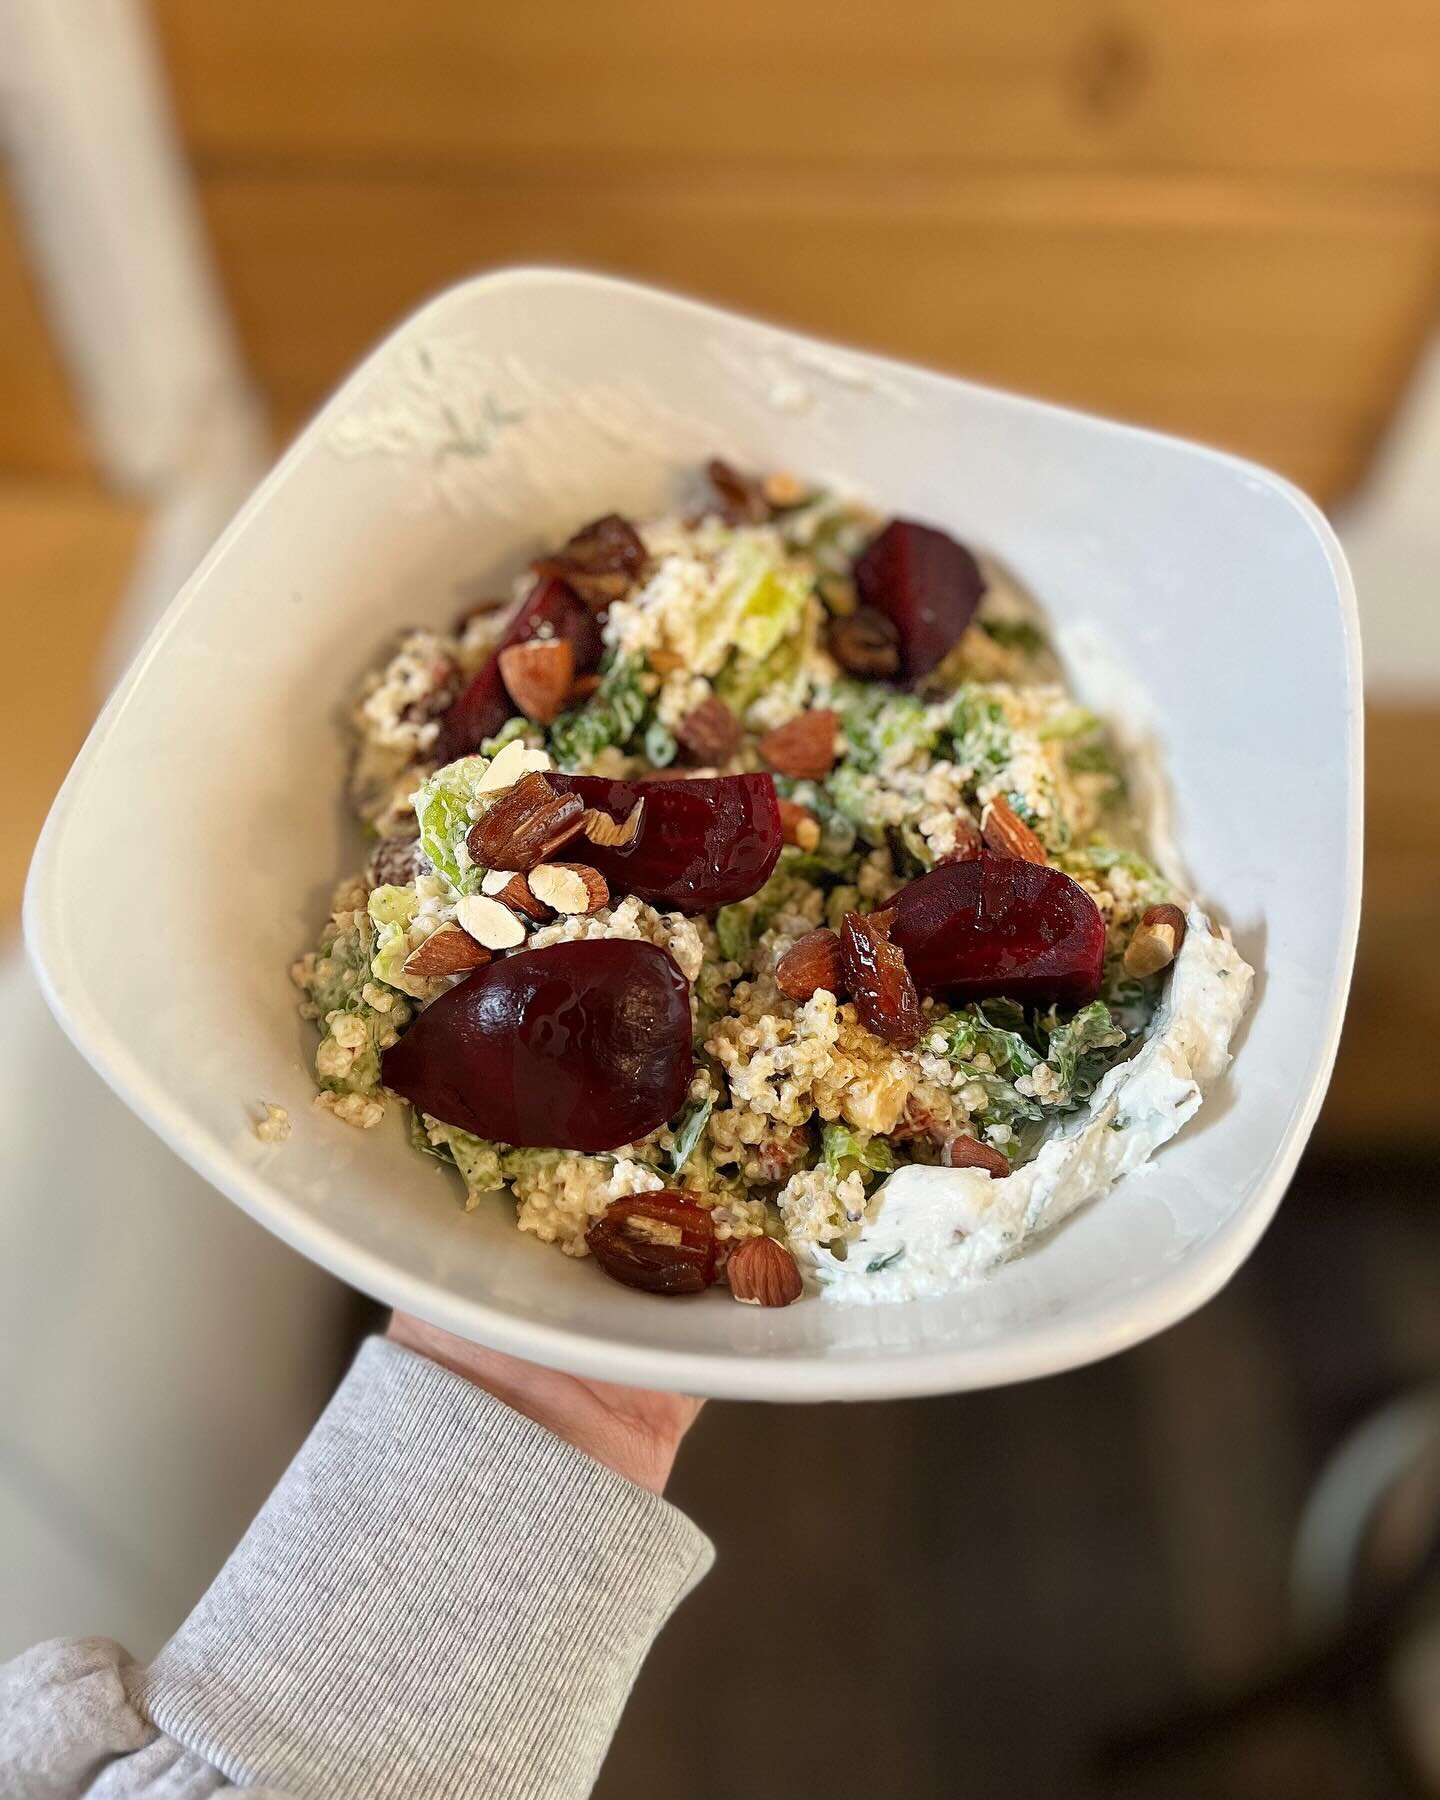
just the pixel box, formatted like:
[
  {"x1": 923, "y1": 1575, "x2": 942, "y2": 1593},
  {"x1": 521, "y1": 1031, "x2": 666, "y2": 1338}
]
[
  {"x1": 382, "y1": 939, "x2": 692, "y2": 1151},
  {"x1": 853, "y1": 518, "x2": 986, "y2": 685},
  {"x1": 438, "y1": 578, "x2": 602, "y2": 759},
  {"x1": 888, "y1": 854, "x2": 1105, "y2": 1005},
  {"x1": 548, "y1": 773, "x2": 782, "y2": 912}
]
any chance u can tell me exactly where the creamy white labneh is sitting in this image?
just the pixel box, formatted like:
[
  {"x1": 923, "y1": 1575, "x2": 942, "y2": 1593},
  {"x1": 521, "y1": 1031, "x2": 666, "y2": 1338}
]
[{"x1": 809, "y1": 905, "x2": 1254, "y2": 1303}]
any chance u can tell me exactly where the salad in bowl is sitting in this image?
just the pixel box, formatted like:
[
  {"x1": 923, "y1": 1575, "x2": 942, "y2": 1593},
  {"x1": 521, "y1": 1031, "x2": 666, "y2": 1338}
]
[{"x1": 294, "y1": 460, "x2": 1252, "y2": 1307}]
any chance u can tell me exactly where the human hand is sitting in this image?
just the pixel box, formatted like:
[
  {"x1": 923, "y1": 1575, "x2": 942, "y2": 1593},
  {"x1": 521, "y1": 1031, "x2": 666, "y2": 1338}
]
[{"x1": 386, "y1": 1312, "x2": 704, "y2": 1496}]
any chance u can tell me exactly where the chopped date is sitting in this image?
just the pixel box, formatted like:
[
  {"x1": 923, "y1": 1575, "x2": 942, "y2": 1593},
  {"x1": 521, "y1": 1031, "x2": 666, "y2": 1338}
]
[
  {"x1": 586, "y1": 1191, "x2": 718, "y2": 1295},
  {"x1": 533, "y1": 512, "x2": 648, "y2": 612},
  {"x1": 840, "y1": 909, "x2": 922, "y2": 1048}
]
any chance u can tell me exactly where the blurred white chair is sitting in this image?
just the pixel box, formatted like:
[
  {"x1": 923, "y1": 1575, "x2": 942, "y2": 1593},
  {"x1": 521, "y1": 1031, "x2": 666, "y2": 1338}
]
[{"x1": 0, "y1": 0, "x2": 351, "y2": 1660}]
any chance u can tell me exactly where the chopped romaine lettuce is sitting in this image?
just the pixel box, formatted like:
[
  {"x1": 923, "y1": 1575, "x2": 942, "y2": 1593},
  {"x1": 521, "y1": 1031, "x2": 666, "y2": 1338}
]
[
  {"x1": 413, "y1": 756, "x2": 490, "y2": 894},
  {"x1": 548, "y1": 652, "x2": 649, "y2": 770},
  {"x1": 948, "y1": 684, "x2": 1012, "y2": 785},
  {"x1": 1041, "y1": 1000, "x2": 1127, "y2": 1098},
  {"x1": 694, "y1": 535, "x2": 810, "y2": 671},
  {"x1": 667, "y1": 1091, "x2": 716, "y2": 1176},
  {"x1": 821, "y1": 1122, "x2": 895, "y2": 1185},
  {"x1": 927, "y1": 1002, "x2": 1042, "y2": 1081}
]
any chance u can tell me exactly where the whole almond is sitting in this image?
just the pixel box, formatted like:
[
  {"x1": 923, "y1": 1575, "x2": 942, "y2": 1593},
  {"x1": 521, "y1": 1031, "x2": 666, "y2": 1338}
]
[
  {"x1": 1123, "y1": 902, "x2": 1188, "y2": 977},
  {"x1": 497, "y1": 638, "x2": 576, "y2": 726},
  {"x1": 726, "y1": 1235, "x2": 804, "y2": 1307},
  {"x1": 758, "y1": 709, "x2": 839, "y2": 780},
  {"x1": 468, "y1": 771, "x2": 585, "y2": 871},
  {"x1": 675, "y1": 694, "x2": 742, "y2": 765},
  {"x1": 981, "y1": 796, "x2": 1047, "y2": 864},
  {"x1": 403, "y1": 923, "x2": 491, "y2": 977},
  {"x1": 944, "y1": 1134, "x2": 1010, "y2": 1179},
  {"x1": 453, "y1": 894, "x2": 528, "y2": 950},
  {"x1": 777, "y1": 798, "x2": 822, "y2": 851},
  {"x1": 775, "y1": 928, "x2": 846, "y2": 1001},
  {"x1": 529, "y1": 862, "x2": 609, "y2": 916}
]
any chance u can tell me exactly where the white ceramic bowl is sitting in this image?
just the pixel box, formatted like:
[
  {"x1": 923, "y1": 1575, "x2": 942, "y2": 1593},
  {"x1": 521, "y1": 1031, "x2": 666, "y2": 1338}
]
[{"x1": 26, "y1": 270, "x2": 1360, "y2": 1401}]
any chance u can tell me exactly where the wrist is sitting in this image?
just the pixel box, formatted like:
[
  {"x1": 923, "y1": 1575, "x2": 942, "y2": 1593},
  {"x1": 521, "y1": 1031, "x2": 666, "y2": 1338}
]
[{"x1": 385, "y1": 1313, "x2": 697, "y2": 1495}]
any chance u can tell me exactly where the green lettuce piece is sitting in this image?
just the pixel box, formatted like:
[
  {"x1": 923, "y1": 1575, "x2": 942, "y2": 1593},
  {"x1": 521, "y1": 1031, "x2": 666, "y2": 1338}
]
[
  {"x1": 548, "y1": 652, "x2": 649, "y2": 770},
  {"x1": 978, "y1": 618, "x2": 1047, "y2": 654},
  {"x1": 1037, "y1": 706, "x2": 1102, "y2": 742},
  {"x1": 695, "y1": 537, "x2": 810, "y2": 669},
  {"x1": 830, "y1": 681, "x2": 938, "y2": 775},
  {"x1": 1042, "y1": 1000, "x2": 1126, "y2": 1099},
  {"x1": 714, "y1": 904, "x2": 755, "y2": 963},
  {"x1": 298, "y1": 905, "x2": 394, "y2": 1099},
  {"x1": 667, "y1": 1092, "x2": 715, "y2": 1177},
  {"x1": 948, "y1": 684, "x2": 1012, "y2": 785},
  {"x1": 413, "y1": 756, "x2": 490, "y2": 893},
  {"x1": 643, "y1": 716, "x2": 678, "y2": 767},
  {"x1": 715, "y1": 624, "x2": 806, "y2": 719},
  {"x1": 825, "y1": 764, "x2": 887, "y2": 838},
  {"x1": 928, "y1": 1002, "x2": 1042, "y2": 1081},
  {"x1": 821, "y1": 1122, "x2": 895, "y2": 1185},
  {"x1": 367, "y1": 884, "x2": 427, "y2": 996},
  {"x1": 447, "y1": 1129, "x2": 506, "y2": 1203},
  {"x1": 480, "y1": 716, "x2": 534, "y2": 757}
]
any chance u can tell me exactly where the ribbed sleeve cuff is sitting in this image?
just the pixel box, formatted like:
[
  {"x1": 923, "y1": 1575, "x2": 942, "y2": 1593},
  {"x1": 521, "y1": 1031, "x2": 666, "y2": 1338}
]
[{"x1": 138, "y1": 1336, "x2": 713, "y2": 1800}]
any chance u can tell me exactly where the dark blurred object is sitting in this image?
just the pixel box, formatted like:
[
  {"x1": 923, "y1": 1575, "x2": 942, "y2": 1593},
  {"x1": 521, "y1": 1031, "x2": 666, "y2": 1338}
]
[{"x1": 597, "y1": 1151, "x2": 1440, "y2": 1800}]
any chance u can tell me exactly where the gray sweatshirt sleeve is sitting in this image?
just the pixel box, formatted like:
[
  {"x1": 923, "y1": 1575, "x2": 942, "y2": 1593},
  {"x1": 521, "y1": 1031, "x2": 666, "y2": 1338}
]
[{"x1": 0, "y1": 1337, "x2": 713, "y2": 1799}]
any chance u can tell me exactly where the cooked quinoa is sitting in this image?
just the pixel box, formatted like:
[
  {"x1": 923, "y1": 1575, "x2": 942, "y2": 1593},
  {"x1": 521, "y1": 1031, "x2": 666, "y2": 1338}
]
[{"x1": 293, "y1": 467, "x2": 1193, "y2": 1292}]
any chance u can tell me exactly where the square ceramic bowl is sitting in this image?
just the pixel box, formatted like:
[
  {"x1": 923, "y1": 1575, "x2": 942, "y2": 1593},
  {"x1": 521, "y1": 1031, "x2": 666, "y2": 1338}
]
[{"x1": 26, "y1": 270, "x2": 1360, "y2": 1401}]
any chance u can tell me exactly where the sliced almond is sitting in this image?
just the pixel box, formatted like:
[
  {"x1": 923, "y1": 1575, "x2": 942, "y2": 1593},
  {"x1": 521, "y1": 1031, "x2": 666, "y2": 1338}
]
[
  {"x1": 404, "y1": 923, "x2": 491, "y2": 977},
  {"x1": 529, "y1": 862, "x2": 608, "y2": 916},
  {"x1": 477, "y1": 737, "x2": 552, "y2": 795},
  {"x1": 1123, "y1": 902, "x2": 1188, "y2": 977},
  {"x1": 981, "y1": 796, "x2": 1047, "y2": 864},
  {"x1": 647, "y1": 648, "x2": 687, "y2": 676},
  {"x1": 583, "y1": 798, "x2": 645, "y2": 848},
  {"x1": 569, "y1": 672, "x2": 603, "y2": 702},
  {"x1": 497, "y1": 638, "x2": 575, "y2": 726},
  {"x1": 494, "y1": 871, "x2": 552, "y2": 922},
  {"x1": 481, "y1": 867, "x2": 519, "y2": 896},
  {"x1": 453, "y1": 894, "x2": 528, "y2": 949},
  {"x1": 777, "y1": 797, "x2": 822, "y2": 852}
]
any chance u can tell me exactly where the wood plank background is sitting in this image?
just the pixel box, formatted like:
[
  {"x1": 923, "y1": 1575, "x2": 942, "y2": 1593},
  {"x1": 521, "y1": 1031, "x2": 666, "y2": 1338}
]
[{"x1": 2, "y1": 0, "x2": 1438, "y2": 1146}]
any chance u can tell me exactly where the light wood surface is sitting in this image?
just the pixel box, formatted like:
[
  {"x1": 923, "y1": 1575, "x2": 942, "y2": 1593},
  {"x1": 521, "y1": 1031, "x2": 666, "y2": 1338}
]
[
  {"x1": 194, "y1": 164, "x2": 1438, "y2": 503},
  {"x1": 153, "y1": 0, "x2": 1440, "y2": 180}
]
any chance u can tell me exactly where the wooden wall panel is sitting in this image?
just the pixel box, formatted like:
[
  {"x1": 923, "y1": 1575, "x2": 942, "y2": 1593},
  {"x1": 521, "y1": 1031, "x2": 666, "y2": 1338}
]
[
  {"x1": 153, "y1": 0, "x2": 1440, "y2": 180},
  {"x1": 199, "y1": 168, "x2": 1440, "y2": 501}
]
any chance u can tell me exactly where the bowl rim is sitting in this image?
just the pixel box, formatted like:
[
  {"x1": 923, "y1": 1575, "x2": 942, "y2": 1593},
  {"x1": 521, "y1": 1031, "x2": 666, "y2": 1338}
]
[{"x1": 24, "y1": 266, "x2": 1364, "y2": 1400}]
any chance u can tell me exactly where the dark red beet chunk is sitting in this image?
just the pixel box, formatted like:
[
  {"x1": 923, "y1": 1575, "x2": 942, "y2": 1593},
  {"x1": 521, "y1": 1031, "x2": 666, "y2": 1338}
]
[
  {"x1": 438, "y1": 578, "x2": 602, "y2": 759},
  {"x1": 853, "y1": 518, "x2": 986, "y2": 685},
  {"x1": 382, "y1": 939, "x2": 692, "y2": 1152},
  {"x1": 548, "y1": 773, "x2": 782, "y2": 912},
  {"x1": 888, "y1": 854, "x2": 1105, "y2": 1005}
]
